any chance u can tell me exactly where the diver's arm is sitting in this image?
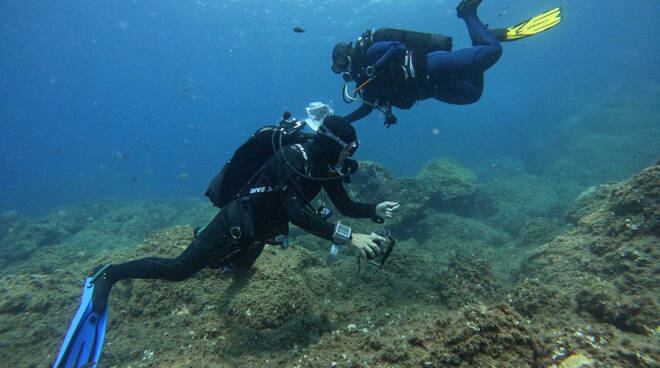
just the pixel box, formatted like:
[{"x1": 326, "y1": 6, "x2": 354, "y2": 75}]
[
  {"x1": 280, "y1": 180, "x2": 384, "y2": 258},
  {"x1": 344, "y1": 102, "x2": 374, "y2": 124},
  {"x1": 372, "y1": 42, "x2": 407, "y2": 69},
  {"x1": 323, "y1": 179, "x2": 378, "y2": 220},
  {"x1": 272, "y1": 147, "x2": 337, "y2": 240},
  {"x1": 281, "y1": 182, "x2": 385, "y2": 258},
  {"x1": 281, "y1": 186, "x2": 336, "y2": 240}
]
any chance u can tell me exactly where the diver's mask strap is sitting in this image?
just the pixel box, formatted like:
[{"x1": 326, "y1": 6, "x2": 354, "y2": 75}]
[{"x1": 317, "y1": 125, "x2": 359, "y2": 156}]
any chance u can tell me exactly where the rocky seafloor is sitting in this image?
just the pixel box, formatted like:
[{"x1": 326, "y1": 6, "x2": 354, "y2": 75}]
[{"x1": 0, "y1": 160, "x2": 658, "y2": 368}]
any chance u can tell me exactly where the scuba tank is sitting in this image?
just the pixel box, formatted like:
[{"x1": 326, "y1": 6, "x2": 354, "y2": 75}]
[
  {"x1": 371, "y1": 28, "x2": 453, "y2": 53},
  {"x1": 345, "y1": 27, "x2": 453, "y2": 89},
  {"x1": 204, "y1": 113, "x2": 312, "y2": 208},
  {"x1": 205, "y1": 108, "x2": 358, "y2": 209}
]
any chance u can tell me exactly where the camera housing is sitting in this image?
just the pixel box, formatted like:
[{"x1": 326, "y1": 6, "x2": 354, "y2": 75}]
[{"x1": 367, "y1": 228, "x2": 396, "y2": 266}]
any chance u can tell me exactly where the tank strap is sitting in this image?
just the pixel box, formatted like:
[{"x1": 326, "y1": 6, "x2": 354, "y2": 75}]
[
  {"x1": 410, "y1": 50, "x2": 428, "y2": 83},
  {"x1": 405, "y1": 50, "x2": 415, "y2": 79}
]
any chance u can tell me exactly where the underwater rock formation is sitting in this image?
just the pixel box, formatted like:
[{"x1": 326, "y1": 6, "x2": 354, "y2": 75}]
[
  {"x1": 417, "y1": 157, "x2": 478, "y2": 202},
  {"x1": 514, "y1": 164, "x2": 660, "y2": 364},
  {"x1": 436, "y1": 256, "x2": 505, "y2": 308},
  {"x1": 519, "y1": 216, "x2": 566, "y2": 247},
  {"x1": 227, "y1": 247, "x2": 321, "y2": 329},
  {"x1": 0, "y1": 210, "x2": 75, "y2": 265},
  {"x1": 350, "y1": 158, "x2": 477, "y2": 205},
  {"x1": 564, "y1": 183, "x2": 618, "y2": 225},
  {"x1": 348, "y1": 159, "x2": 566, "y2": 245},
  {"x1": 0, "y1": 198, "x2": 216, "y2": 274},
  {"x1": 349, "y1": 159, "x2": 481, "y2": 240},
  {"x1": 1, "y1": 164, "x2": 658, "y2": 367}
]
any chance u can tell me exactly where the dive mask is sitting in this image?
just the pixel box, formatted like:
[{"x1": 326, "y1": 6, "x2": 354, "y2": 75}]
[
  {"x1": 331, "y1": 42, "x2": 352, "y2": 74},
  {"x1": 331, "y1": 55, "x2": 350, "y2": 74},
  {"x1": 344, "y1": 140, "x2": 359, "y2": 157}
]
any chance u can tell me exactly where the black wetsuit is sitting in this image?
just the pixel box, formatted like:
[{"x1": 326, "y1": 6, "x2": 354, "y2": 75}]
[{"x1": 96, "y1": 141, "x2": 377, "y2": 288}]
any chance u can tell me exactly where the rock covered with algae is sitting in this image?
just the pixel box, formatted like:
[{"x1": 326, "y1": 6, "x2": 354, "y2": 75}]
[
  {"x1": 2, "y1": 162, "x2": 659, "y2": 367},
  {"x1": 349, "y1": 158, "x2": 477, "y2": 203},
  {"x1": 513, "y1": 164, "x2": 660, "y2": 365},
  {"x1": 558, "y1": 353, "x2": 595, "y2": 368},
  {"x1": 346, "y1": 159, "x2": 480, "y2": 240},
  {"x1": 416, "y1": 157, "x2": 478, "y2": 201}
]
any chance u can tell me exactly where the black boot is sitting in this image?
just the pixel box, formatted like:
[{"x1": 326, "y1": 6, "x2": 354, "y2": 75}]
[
  {"x1": 457, "y1": 0, "x2": 499, "y2": 47},
  {"x1": 456, "y1": 0, "x2": 482, "y2": 18},
  {"x1": 90, "y1": 264, "x2": 114, "y2": 314}
]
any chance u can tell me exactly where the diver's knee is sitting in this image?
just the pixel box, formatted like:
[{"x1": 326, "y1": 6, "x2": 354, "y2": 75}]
[
  {"x1": 465, "y1": 94, "x2": 482, "y2": 104},
  {"x1": 169, "y1": 253, "x2": 205, "y2": 281},
  {"x1": 460, "y1": 88, "x2": 483, "y2": 104},
  {"x1": 491, "y1": 43, "x2": 503, "y2": 60},
  {"x1": 475, "y1": 44, "x2": 502, "y2": 71},
  {"x1": 168, "y1": 264, "x2": 197, "y2": 281}
]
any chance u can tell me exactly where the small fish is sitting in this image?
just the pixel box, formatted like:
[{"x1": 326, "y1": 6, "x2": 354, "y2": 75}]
[
  {"x1": 112, "y1": 151, "x2": 130, "y2": 160},
  {"x1": 293, "y1": 27, "x2": 305, "y2": 33},
  {"x1": 130, "y1": 176, "x2": 138, "y2": 184}
]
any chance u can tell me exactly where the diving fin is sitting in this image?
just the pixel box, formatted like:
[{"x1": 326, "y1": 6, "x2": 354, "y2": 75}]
[
  {"x1": 494, "y1": 7, "x2": 562, "y2": 42},
  {"x1": 52, "y1": 277, "x2": 109, "y2": 368}
]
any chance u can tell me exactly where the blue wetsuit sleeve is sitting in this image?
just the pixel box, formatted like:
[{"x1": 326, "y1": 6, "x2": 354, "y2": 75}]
[{"x1": 367, "y1": 42, "x2": 407, "y2": 69}]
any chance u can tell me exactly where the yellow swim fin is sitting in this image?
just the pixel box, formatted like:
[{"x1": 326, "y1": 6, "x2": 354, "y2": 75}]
[{"x1": 493, "y1": 7, "x2": 562, "y2": 42}]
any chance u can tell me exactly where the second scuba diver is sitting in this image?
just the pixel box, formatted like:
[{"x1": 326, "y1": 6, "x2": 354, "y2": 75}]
[{"x1": 331, "y1": 0, "x2": 562, "y2": 126}]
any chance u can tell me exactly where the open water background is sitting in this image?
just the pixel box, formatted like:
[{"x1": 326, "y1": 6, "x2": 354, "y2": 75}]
[{"x1": 2, "y1": 0, "x2": 659, "y2": 216}]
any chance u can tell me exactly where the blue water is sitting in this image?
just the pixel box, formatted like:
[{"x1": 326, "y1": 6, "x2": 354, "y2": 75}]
[{"x1": 2, "y1": 0, "x2": 659, "y2": 216}]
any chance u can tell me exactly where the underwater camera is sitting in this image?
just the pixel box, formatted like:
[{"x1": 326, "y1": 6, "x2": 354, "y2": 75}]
[{"x1": 368, "y1": 227, "x2": 396, "y2": 266}]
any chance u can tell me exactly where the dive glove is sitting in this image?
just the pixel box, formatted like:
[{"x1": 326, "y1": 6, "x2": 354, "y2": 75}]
[{"x1": 384, "y1": 112, "x2": 397, "y2": 127}]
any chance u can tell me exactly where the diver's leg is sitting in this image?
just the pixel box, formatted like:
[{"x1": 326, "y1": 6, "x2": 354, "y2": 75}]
[
  {"x1": 424, "y1": 1, "x2": 502, "y2": 104},
  {"x1": 455, "y1": 0, "x2": 503, "y2": 73},
  {"x1": 91, "y1": 210, "x2": 240, "y2": 307},
  {"x1": 456, "y1": 0, "x2": 482, "y2": 19},
  {"x1": 456, "y1": 0, "x2": 497, "y2": 46},
  {"x1": 102, "y1": 240, "x2": 214, "y2": 282},
  {"x1": 425, "y1": 46, "x2": 492, "y2": 104},
  {"x1": 456, "y1": 0, "x2": 502, "y2": 68},
  {"x1": 89, "y1": 238, "x2": 219, "y2": 312},
  {"x1": 424, "y1": 67, "x2": 484, "y2": 105}
]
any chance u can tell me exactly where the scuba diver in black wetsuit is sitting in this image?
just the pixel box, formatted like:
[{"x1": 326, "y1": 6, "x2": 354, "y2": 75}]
[
  {"x1": 52, "y1": 113, "x2": 400, "y2": 368},
  {"x1": 331, "y1": 0, "x2": 562, "y2": 126},
  {"x1": 95, "y1": 115, "x2": 399, "y2": 286}
]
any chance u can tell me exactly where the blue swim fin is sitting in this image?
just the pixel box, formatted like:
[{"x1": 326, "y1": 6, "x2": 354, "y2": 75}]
[{"x1": 52, "y1": 277, "x2": 108, "y2": 368}]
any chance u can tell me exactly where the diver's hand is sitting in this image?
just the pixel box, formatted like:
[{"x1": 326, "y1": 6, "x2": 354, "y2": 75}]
[
  {"x1": 384, "y1": 112, "x2": 397, "y2": 127},
  {"x1": 350, "y1": 232, "x2": 386, "y2": 259},
  {"x1": 376, "y1": 201, "x2": 400, "y2": 219}
]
